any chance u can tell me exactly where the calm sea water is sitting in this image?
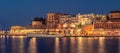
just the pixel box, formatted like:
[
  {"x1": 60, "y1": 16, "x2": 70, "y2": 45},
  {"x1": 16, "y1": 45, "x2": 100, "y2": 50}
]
[{"x1": 0, "y1": 35, "x2": 120, "y2": 53}]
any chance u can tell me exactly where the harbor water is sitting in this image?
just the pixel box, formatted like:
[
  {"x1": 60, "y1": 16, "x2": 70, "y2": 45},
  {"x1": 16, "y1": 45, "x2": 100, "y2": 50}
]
[{"x1": 0, "y1": 35, "x2": 120, "y2": 53}]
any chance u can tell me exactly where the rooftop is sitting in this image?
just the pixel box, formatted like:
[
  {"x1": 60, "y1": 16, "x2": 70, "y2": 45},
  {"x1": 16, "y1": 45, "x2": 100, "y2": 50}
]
[{"x1": 110, "y1": 11, "x2": 120, "y2": 13}]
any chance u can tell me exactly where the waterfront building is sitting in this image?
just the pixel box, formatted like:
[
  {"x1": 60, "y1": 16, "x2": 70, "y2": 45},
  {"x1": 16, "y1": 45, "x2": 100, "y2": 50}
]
[
  {"x1": 32, "y1": 21, "x2": 42, "y2": 26},
  {"x1": 46, "y1": 13, "x2": 62, "y2": 28},
  {"x1": 58, "y1": 14, "x2": 80, "y2": 36},
  {"x1": 76, "y1": 13, "x2": 107, "y2": 24},
  {"x1": 30, "y1": 17, "x2": 45, "y2": 29},
  {"x1": 9, "y1": 11, "x2": 119, "y2": 36},
  {"x1": 46, "y1": 13, "x2": 73, "y2": 28},
  {"x1": 94, "y1": 11, "x2": 120, "y2": 30},
  {"x1": 60, "y1": 20, "x2": 78, "y2": 36},
  {"x1": 9, "y1": 26, "x2": 28, "y2": 35},
  {"x1": 9, "y1": 25, "x2": 46, "y2": 35},
  {"x1": 75, "y1": 13, "x2": 107, "y2": 35},
  {"x1": 59, "y1": 15, "x2": 78, "y2": 24},
  {"x1": 109, "y1": 11, "x2": 120, "y2": 18},
  {"x1": 94, "y1": 14, "x2": 107, "y2": 22},
  {"x1": 76, "y1": 13, "x2": 93, "y2": 25},
  {"x1": 108, "y1": 11, "x2": 120, "y2": 22},
  {"x1": 93, "y1": 11, "x2": 120, "y2": 35},
  {"x1": 30, "y1": 20, "x2": 44, "y2": 29},
  {"x1": 94, "y1": 22, "x2": 120, "y2": 29}
]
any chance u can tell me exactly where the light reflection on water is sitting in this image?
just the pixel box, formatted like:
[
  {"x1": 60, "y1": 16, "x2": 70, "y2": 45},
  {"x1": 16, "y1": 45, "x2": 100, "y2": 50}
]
[
  {"x1": 0, "y1": 35, "x2": 120, "y2": 53},
  {"x1": 28, "y1": 38, "x2": 37, "y2": 53},
  {"x1": 98, "y1": 37, "x2": 105, "y2": 53},
  {"x1": 11, "y1": 36, "x2": 24, "y2": 53},
  {"x1": 55, "y1": 38, "x2": 60, "y2": 53},
  {"x1": 119, "y1": 37, "x2": 120, "y2": 53}
]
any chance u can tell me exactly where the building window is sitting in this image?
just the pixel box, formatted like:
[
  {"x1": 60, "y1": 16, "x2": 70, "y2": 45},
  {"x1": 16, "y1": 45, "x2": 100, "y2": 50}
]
[{"x1": 110, "y1": 15, "x2": 113, "y2": 18}]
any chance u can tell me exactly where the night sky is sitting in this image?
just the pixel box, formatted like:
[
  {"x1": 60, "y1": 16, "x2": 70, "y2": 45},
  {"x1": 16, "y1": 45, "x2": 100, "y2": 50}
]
[{"x1": 0, "y1": 0, "x2": 120, "y2": 30}]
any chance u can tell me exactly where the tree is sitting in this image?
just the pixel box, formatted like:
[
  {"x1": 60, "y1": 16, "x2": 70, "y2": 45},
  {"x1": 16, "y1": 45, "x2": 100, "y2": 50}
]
[
  {"x1": 33, "y1": 17, "x2": 45, "y2": 25},
  {"x1": 78, "y1": 23, "x2": 82, "y2": 28},
  {"x1": 33, "y1": 17, "x2": 40, "y2": 21}
]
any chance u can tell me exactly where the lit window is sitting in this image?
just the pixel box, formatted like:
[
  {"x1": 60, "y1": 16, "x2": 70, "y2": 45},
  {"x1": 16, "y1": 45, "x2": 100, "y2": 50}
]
[
  {"x1": 71, "y1": 24, "x2": 75, "y2": 27},
  {"x1": 63, "y1": 24, "x2": 67, "y2": 27}
]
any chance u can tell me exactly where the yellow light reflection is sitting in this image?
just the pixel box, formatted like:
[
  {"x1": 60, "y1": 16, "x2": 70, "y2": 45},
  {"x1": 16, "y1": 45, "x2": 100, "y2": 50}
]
[
  {"x1": 98, "y1": 37, "x2": 105, "y2": 53},
  {"x1": 11, "y1": 36, "x2": 26, "y2": 39},
  {"x1": 119, "y1": 37, "x2": 120, "y2": 53},
  {"x1": 88, "y1": 38, "x2": 93, "y2": 53},
  {"x1": 0, "y1": 35, "x2": 5, "y2": 53},
  {"x1": 77, "y1": 37, "x2": 84, "y2": 53},
  {"x1": 12, "y1": 36, "x2": 24, "y2": 53},
  {"x1": 61, "y1": 37, "x2": 67, "y2": 53},
  {"x1": 28, "y1": 38, "x2": 37, "y2": 53},
  {"x1": 55, "y1": 38, "x2": 60, "y2": 53},
  {"x1": 0, "y1": 35, "x2": 5, "y2": 38},
  {"x1": 70, "y1": 37, "x2": 76, "y2": 53}
]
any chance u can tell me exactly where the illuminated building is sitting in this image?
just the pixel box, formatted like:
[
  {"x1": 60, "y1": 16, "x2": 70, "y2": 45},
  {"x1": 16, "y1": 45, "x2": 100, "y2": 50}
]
[
  {"x1": 30, "y1": 21, "x2": 44, "y2": 29},
  {"x1": 9, "y1": 26, "x2": 28, "y2": 35},
  {"x1": 76, "y1": 13, "x2": 93, "y2": 25},
  {"x1": 58, "y1": 15, "x2": 79, "y2": 36},
  {"x1": 94, "y1": 14, "x2": 107, "y2": 22},
  {"x1": 59, "y1": 15, "x2": 78, "y2": 24},
  {"x1": 109, "y1": 11, "x2": 120, "y2": 18},
  {"x1": 32, "y1": 21, "x2": 42, "y2": 26},
  {"x1": 9, "y1": 11, "x2": 120, "y2": 36},
  {"x1": 94, "y1": 22, "x2": 120, "y2": 29},
  {"x1": 46, "y1": 13, "x2": 61, "y2": 28},
  {"x1": 94, "y1": 11, "x2": 120, "y2": 30},
  {"x1": 9, "y1": 26, "x2": 45, "y2": 35}
]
